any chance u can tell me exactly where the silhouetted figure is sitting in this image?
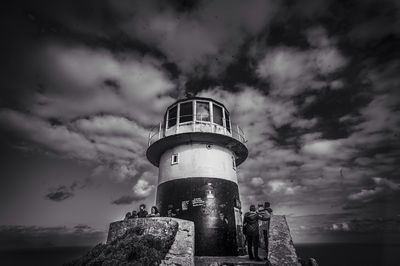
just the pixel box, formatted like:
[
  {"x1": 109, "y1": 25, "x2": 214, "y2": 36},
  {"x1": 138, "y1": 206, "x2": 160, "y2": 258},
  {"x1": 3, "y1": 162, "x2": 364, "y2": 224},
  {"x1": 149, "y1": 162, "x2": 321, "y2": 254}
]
[
  {"x1": 148, "y1": 206, "x2": 160, "y2": 217},
  {"x1": 243, "y1": 205, "x2": 268, "y2": 261},
  {"x1": 264, "y1": 202, "x2": 273, "y2": 215},
  {"x1": 167, "y1": 208, "x2": 177, "y2": 217},
  {"x1": 260, "y1": 202, "x2": 273, "y2": 260},
  {"x1": 137, "y1": 204, "x2": 148, "y2": 218},
  {"x1": 129, "y1": 210, "x2": 138, "y2": 219},
  {"x1": 124, "y1": 212, "x2": 131, "y2": 220},
  {"x1": 217, "y1": 212, "x2": 230, "y2": 255}
]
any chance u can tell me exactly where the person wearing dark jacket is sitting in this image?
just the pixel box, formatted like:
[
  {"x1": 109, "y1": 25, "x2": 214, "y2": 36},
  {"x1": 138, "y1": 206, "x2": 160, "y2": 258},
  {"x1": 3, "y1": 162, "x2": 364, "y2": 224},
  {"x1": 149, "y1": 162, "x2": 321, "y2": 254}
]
[
  {"x1": 137, "y1": 204, "x2": 148, "y2": 218},
  {"x1": 243, "y1": 204, "x2": 268, "y2": 261},
  {"x1": 147, "y1": 206, "x2": 160, "y2": 217},
  {"x1": 259, "y1": 202, "x2": 273, "y2": 260},
  {"x1": 124, "y1": 212, "x2": 131, "y2": 220}
]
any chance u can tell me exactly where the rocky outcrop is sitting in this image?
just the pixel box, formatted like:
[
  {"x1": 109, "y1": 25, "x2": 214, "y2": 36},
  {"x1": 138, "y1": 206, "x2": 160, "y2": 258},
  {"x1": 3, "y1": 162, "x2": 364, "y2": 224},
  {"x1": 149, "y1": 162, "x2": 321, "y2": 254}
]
[
  {"x1": 67, "y1": 218, "x2": 194, "y2": 266},
  {"x1": 107, "y1": 218, "x2": 177, "y2": 243},
  {"x1": 159, "y1": 218, "x2": 194, "y2": 266},
  {"x1": 108, "y1": 217, "x2": 195, "y2": 266},
  {"x1": 268, "y1": 215, "x2": 298, "y2": 266}
]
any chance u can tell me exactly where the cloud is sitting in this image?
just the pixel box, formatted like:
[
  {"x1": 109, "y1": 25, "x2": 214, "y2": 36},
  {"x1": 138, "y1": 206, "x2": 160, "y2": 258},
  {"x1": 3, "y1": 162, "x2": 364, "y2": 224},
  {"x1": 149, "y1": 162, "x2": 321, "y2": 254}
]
[
  {"x1": 250, "y1": 177, "x2": 264, "y2": 187},
  {"x1": 112, "y1": 179, "x2": 155, "y2": 205},
  {"x1": 111, "y1": 195, "x2": 137, "y2": 205},
  {"x1": 302, "y1": 139, "x2": 343, "y2": 156},
  {"x1": 345, "y1": 177, "x2": 400, "y2": 209},
  {"x1": 340, "y1": 61, "x2": 400, "y2": 149},
  {"x1": 0, "y1": 41, "x2": 174, "y2": 186},
  {"x1": 268, "y1": 180, "x2": 286, "y2": 193},
  {"x1": 45, "y1": 179, "x2": 91, "y2": 202},
  {"x1": 267, "y1": 180, "x2": 302, "y2": 195},
  {"x1": 256, "y1": 26, "x2": 347, "y2": 96},
  {"x1": 198, "y1": 86, "x2": 307, "y2": 146},
  {"x1": 73, "y1": 224, "x2": 94, "y2": 233},
  {"x1": 330, "y1": 222, "x2": 350, "y2": 232},
  {"x1": 74, "y1": 115, "x2": 147, "y2": 141},
  {"x1": 119, "y1": 0, "x2": 278, "y2": 75},
  {"x1": 132, "y1": 180, "x2": 155, "y2": 200},
  {"x1": 29, "y1": 43, "x2": 175, "y2": 125},
  {"x1": 0, "y1": 109, "x2": 97, "y2": 160},
  {"x1": 288, "y1": 213, "x2": 400, "y2": 243},
  {"x1": 0, "y1": 225, "x2": 106, "y2": 249},
  {"x1": 45, "y1": 186, "x2": 74, "y2": 202},
  {"x1": 346, "y1": 0, "x2": 400, "y2": 43}
]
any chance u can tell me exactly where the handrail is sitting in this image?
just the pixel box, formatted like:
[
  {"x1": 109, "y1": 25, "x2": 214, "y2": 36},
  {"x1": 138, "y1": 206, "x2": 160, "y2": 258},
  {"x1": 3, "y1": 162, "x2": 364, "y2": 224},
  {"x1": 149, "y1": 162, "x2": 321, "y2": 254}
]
[{"x1": 148, "y1": 120, "x2": 247, "y2": 147}]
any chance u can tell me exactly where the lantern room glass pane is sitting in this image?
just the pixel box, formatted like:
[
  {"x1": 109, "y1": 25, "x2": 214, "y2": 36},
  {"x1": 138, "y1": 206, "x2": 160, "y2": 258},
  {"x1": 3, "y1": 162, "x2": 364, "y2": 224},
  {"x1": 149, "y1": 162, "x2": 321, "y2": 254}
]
[
  {"x1": 180, "y1": 101, "x2": 193, "y2": 123},
  {"x1": 196, "y1": 101, "x2": 210, "y2": 122},
  {"x1": 168, "y1": 105, "x2": 177, "y2": 128},
  {"x1": 213, "y1": 104, "x2": 223, "y2": 126},
  {"x1": 225, "y1": 109, "x2": 231, "y2": 132}
]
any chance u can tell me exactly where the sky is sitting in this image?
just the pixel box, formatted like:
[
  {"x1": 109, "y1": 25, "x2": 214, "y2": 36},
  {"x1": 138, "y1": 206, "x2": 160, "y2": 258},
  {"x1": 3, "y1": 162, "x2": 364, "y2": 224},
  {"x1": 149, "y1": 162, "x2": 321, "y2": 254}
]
[{"x1": 0, "y1": 0, "x2": 399, "y2": 248}]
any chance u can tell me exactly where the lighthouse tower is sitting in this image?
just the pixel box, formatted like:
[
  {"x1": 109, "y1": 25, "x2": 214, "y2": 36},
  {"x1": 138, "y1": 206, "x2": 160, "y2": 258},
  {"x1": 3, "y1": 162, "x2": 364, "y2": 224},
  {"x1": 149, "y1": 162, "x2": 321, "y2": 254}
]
[{"x1": 146, "y1": 97, "x2": 248, "y2": 256}]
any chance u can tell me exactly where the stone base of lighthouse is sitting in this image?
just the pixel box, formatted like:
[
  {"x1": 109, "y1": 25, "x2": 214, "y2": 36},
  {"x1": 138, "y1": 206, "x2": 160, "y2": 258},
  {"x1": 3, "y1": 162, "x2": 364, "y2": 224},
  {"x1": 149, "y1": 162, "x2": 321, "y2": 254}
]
[{"x1": 156, "y1": 177, "x2": 244, "y2": 256}]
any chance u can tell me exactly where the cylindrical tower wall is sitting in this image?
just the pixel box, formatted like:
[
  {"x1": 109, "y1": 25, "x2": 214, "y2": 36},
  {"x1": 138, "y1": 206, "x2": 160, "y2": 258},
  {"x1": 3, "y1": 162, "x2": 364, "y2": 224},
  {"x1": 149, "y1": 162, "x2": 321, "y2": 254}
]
[
  {"x1": 158, "y1": 143, "x2": 237, "y2": 185},
  {"x1": 156, "y1": 143, "x2": 241, "y2": 256}
]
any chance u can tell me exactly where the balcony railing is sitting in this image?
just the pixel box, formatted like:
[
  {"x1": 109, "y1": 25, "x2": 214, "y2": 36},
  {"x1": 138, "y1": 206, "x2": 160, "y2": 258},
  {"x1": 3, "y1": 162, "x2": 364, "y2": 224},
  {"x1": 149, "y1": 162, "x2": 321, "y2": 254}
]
[{"x1": 148, "y1": 120, "x2": 247, "y2": 147}]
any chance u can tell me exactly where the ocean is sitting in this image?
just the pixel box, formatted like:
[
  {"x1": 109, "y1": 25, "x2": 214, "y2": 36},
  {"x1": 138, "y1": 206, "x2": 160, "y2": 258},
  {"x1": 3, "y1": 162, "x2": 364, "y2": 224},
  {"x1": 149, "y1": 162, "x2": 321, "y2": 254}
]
[
  {"x1": 0, "y1": 243, "x2": 398, "y2": 265},
  {"x1": 295, "y1": 243, "x2": 400, "y2": 266},
  {"x1": 0, "y1": 247, "x2": 91, "y2": 266}
]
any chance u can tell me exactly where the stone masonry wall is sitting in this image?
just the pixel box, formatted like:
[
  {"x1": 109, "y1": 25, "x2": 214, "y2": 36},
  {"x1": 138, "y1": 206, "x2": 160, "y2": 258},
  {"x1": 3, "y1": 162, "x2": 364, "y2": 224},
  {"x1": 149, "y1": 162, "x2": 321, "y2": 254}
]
[
  {"x1": 107, "y1": 217, "x2": 194, "y2": 266},
  {"x1": 267, "y1": 215, "x2": 298, "y2": 266}
]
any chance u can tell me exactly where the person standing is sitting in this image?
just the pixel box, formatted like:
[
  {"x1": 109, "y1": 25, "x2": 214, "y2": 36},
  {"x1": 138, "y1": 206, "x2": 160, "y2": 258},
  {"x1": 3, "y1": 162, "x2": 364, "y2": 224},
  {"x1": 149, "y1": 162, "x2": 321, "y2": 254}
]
[
  {"x1": 217, "y1": 212, "x2": 230, "y2": 254},
  {"x1": 124, "y1": 212, "x2": 131, "y2": 220},
  {"x1": 259, "y1": 202, "x2": 272, "y2": 260},
  {"x1": 137, "y1": 204, "x2": 148, "y2": 218},
  {"x1": 243, "y1": 204, "x2": 268, "y2": 261},
  {"x1": 130, "y1": 210, "x2": 138, "y2": 219},
  {"x1": 147, "y1": 206, "x2": 160, "y2": 217},
  {"x1": 264, "y1": 202, "x2": 273, "y2": 215}
]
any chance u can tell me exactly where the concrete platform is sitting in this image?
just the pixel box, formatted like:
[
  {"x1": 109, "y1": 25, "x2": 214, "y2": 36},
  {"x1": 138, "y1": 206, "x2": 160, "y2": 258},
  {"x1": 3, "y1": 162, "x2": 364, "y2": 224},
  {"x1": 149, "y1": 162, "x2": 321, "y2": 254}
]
[{"x1": 195, "y1": 256, "x2": 268, "y2": 266}]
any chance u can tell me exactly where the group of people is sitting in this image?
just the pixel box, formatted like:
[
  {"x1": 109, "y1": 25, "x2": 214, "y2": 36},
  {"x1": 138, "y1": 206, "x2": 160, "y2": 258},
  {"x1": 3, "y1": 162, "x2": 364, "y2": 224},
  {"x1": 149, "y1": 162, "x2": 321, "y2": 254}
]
[
  {"x1": 124, "y1": 204, "x2": 160, "y2": 220},
  {"x1": 243, "y1": 201, "x2": 273, "y2": 262},
  {"x1": 124, "y1": 201, "x2": 274, "y2": 262}
]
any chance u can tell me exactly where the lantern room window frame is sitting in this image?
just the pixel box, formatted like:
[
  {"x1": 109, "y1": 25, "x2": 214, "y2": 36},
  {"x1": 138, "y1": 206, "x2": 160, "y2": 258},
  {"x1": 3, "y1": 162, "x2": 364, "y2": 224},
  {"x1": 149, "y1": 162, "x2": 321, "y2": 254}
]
[{"x1": 165, "y1": 99, "x2": 232, "y2": 134}]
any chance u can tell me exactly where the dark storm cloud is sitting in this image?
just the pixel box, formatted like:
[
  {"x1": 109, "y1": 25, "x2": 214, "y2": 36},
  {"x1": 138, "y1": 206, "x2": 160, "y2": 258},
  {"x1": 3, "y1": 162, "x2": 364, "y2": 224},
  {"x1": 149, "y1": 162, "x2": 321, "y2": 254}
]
[
  {"x1": 0, "y1": 225, "x2": 106, "y2": 249},
  {"x1": 343, "y1": 177, "x2": 400, "y2": 209},
  {"x1": 45, "y1": 186, "x2": 74, "y2": 202},
  {"x1": 44, "y1": 179, "x2": 92, "y2": 202},
  {"x1": 2, "y1": 0, "x2": 279, "y2": 77},
  {"x1": 111, "y1": 195, "x2": 136, "y2": 205}
]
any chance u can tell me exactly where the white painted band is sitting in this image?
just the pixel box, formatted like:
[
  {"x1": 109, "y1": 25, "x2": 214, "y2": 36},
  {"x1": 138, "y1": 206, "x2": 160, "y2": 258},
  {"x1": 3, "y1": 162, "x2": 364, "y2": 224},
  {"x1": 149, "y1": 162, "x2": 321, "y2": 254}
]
[{"x1": 158, "y1": 143, "x2": 238, "y2": 185}]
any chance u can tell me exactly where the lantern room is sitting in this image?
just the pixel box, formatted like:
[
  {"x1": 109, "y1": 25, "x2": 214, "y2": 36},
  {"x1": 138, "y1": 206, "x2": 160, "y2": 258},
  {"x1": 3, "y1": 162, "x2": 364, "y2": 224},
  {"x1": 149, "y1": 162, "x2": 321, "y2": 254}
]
[
  {"x1": 147, "y1": 97, "x2": 248, "y2": 167},
  {"x1": 164, "y1": 98, "x2": 232, "y2": 136}
]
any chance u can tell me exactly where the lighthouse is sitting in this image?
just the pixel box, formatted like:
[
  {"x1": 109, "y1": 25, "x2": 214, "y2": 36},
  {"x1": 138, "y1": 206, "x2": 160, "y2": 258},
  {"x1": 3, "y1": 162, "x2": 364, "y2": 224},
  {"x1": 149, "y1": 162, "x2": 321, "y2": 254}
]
[{"x1": 146, "y1": 97, "x2": 248, "y2": 256}]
